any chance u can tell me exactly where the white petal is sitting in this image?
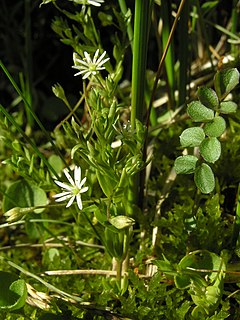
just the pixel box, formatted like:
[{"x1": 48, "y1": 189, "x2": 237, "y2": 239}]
[
  {"x1": 76, "y1": 195, "x2": 83, "y2": 210},
  {"x1": 74, "y1": 166, "x2": 81, "y2": 188},
  {"x1": 93, "y1": 49, "x2": 100, "y2": 64},
  {"x1": 74, "y1": 58, "x2": 89, "y2": 66},
  {"x1": 88, "y1": 0, "x2": 101, "y2": 6},
  {"x1": 63, "y1": 169, "x2": 75, "y2": 186},
  {"x1": 84, "y1": 51, "x2": 91, "y2": 64},
  {"x1": 52, "y1": 191, "x2": 72, "y2": 198},
  {"x1": 54, "y1": 180, "x2": 72, "y2": 191},
  {"x1": 80, "y1": 186, "x2": 88, "y2": 194},
  {"x1": 72, "y1": 64, "x2": 89, "y2": 70},
  {"x1": 54, "y1": 194, "x2": 73, "y2": 202},
  {"x1": 97, "y1": 57, "x2": 110, "y2": 67},
  {"x1": 66, "y1": 196, "x2": 75, "y2": 208},
  {"x1": 74, "y1": 71, "x2": 85, "y2": 77},
  {"x1": 82, "y1": 71, "x2": 92, "y2": 79},
  {"x1": 96, "y1": 51, "x2": 106, "y2": 64},
  {"x1": 79, "y1": 176, "x2": 87, "y2": 188}
]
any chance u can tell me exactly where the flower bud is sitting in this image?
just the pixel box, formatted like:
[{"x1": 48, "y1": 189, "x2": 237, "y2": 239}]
[{"x1": 4, "y1": 207, "x2": 35, "y2": 223}]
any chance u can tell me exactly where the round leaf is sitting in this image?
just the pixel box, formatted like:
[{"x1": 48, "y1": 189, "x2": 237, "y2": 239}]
[
  {"x1": 199, "y1": 137, "x2": 221, "y2": 163},
  {"x1": 220, "y1": 101, "x2": 238, "y2": 114},
  {"x1": 180, "y1": 127, "x2": 205, "y2": 147},
  {"x1": 203, "y1": 116, "x2": 226, "y2": 137},
  {"x1": 3, "y1": 180, "x2": 47, "y2": 214},
  {"x1": 174, "y1": 155, "x2": 198, "y2": 174},
  {"x1": 197, "y1": 87, "x2": 219, "y2": 110},
  {"x1": 0, "y1": 271, "x2": 27, "y2": 311},
  {"x1": 187, "y1": 101, "x2": 214, "y2": 122},
  {"x1": 214, "y1": 68, "x2": 240, "y2": 100},
  {"x1": 194, "y1": 163, "x2": 215, "y2": 194}
]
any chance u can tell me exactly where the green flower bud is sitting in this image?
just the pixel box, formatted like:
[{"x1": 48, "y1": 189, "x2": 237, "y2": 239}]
[{"x1": 4, "y1": 207, "x2": 35, "y2": 223}]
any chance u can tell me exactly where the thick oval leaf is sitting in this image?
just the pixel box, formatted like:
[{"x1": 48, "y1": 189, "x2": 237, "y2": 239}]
[
  {"x1": 2, "y1": 180, "x2": 47, "y2": 214},
  {"x1": 203, "y1": 116, "x2": 226, "y2": 137},
  {"x1": 214, "y1": 68, "x2": 240, "y2": 100},
  {"x1": 200, "y1": 137, "x2": 221, "y2": 163},
  {"x1": 180, "y1": 127, "x2": 205, "y2": 147},
  {"x1": 174, "y1": 155, "x2": 198, "y2": 174},
  {"x1": 197, "y1": 87, "x2": 219, "y2": 110},
  {"x1": 220, "y1": 101, "x2": 238, "y2": 114},
  {"x1": 187, "y1": 101, "x2": 214, "y2": 122},
  {"x1": 194, "y1": 163, "x2": 215, "y2": 194},
  {"x1": 0, "y1": 271, "x2": 27, "y2": 311}
]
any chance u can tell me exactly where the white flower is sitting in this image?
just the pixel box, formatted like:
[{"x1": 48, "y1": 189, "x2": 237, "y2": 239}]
[
  {"x1": 73, "y1": 0, "x2": 104, "y2": 6},
  {"x1": 72, "y1": 49, "x2": 110, "y2": 79},
  {"x1": 53, "y1": 166, "x2": 88, "y2": 210}
]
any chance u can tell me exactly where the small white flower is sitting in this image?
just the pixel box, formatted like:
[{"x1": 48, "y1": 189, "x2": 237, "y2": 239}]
[
  {"x1": 73, "y1": 0, "x2": 104, "y2": 6},
  {"x1": 72, "y1": 49, "x2": 110, "y2": 79},
  {"x1": 53, "y1": 166, "x2": 88, "y2": 210}
]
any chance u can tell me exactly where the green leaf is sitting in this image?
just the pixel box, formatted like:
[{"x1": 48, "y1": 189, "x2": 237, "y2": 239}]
[
  {"x1": 0, "y1": 271, "x2": 27, "y2": 311},
  {"x1": 96, "y1": 171, "x2": 117, "y2": 198},
  {"x1": 187, "y1": 101, "x2": 214, "y2": 122},
  {"x1": 220, "y1": 101, "x2": 238, "y2": 114},
  {"x1": 2, "y1": 180, "x2": 47, "y2": 214},
  {"x1": 199, "y1": 137, "x2": 221, "y2": 163},
  {"x1": 109, "y1": 215, "x2": 135, "y2": 230},
  {"x1": 203, "y1": 116, "x2": 226, "y2": 137},
  {"x1": 48, "y1": 155, "x2": 64, "y2": 176},
  {"x1": 175, "y1": 273, "x2": 191, "y2": 289},
  {"x1": 194, "y1": 163, "x2": 215, "y2": 194},
  {"x1": 180, "y1": 127, "x2": 205, "y2": 147},
  {"x1": 197, "y1": 87, "x2": 219, "y2": 110},
  {"x1": 174, "y1": 155, "x2": 199, "y2": 174},
  {"x1": 214, "y1": 68, "x2": 240, "y2": 100}
]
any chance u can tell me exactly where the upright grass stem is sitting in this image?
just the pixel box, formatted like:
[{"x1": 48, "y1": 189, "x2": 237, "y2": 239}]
[
  {"x1": 131, "y1": 0, "x2": 153, "y2": 128},
  {"x1": 128, "y1": 0, "x2": 153, "y2": 211}
]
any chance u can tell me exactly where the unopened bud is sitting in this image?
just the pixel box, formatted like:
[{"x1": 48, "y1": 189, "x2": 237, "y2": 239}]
[{"x1": 4, "y1": 207, "x2": 35, "y2": 223}]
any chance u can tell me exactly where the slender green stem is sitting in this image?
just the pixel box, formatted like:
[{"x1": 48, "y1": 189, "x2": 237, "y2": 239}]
[
  {"x1": 178, "y1": 0, "x2": 190, "y2": 106},
  {"x1": 0, "y1": 60, "x2": 66, "y2": 166},
  {"x1": 24, "y1": 0, "x2": 33, "y2": 128},
  {"x1": 4, "y1": 259, "x2": 83, "y2": 302},
  {"x1": 118, "y1": 0, "x2": 134, "y2": 50},
  {"x1": 146, "y1": 0, "x2": 187, "y2": 129},
  {"x1": 160, "y1": 0, "x2": 175, "y2": 105},
  {"x1": 0, "y1": 104, "x2": 60, "y2": 179}
]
